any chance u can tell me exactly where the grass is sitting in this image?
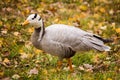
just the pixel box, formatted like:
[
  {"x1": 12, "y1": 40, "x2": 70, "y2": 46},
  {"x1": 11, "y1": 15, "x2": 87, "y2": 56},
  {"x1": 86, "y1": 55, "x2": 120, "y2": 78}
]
[
  {"x1": 0, "y1": 0, "x2": 120, "y2": 80},
  {"x1": 1, "y1": 49, "x2": 120, "y2": 80}
]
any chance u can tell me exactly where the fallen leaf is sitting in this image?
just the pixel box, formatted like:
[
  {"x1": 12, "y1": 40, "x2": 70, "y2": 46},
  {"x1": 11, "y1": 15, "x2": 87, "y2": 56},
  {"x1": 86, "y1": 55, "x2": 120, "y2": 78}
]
[
  {"x1": 79, "y1": 5, "x2": 88, "y2": 11},
  {"x1": 3, "y1": 58, "x2": 10, "y2": 64},
  {"x1": 92, "y1": 54, "x2": 100, "y2": 63},
  {"x1": 2, "y1": 51, "x2": 10, "y2": 57},
  {"x1": 54, "y1": 18, "x2": 59, "y2": 23},
  {"x1": 12, "y1": 74, "x2": 20, "y2": 79},
  {"x1": 25, "y1": 41, "x2": 32, "y2": 49},
  {"x1": 20, "y1": 53, "x2": 28, "y2": 59},
  {"x1": 115, "y1": 28, "x2": 120, "y2": 33},
  {"x1": 27, "y1": 27, "x2": 34, "y2": 33},
  {"x1": 85, "y1": 69, "x2": 93, "y2": 72},
  {"x1": 25, "y1": 9, "x2": 30, "y2": 14},
  {"x1": 0, "y1": 38, "x2": 3, "y2": 47},
  {"x1": 0, "y1": 56, "x2": 2, "y2": 62},
  {"x1": 6, "y1": 7, "x2": 13, "y2": 12},
  {"x1": 100, "y1": 26, "x2": 107, "y2": 30},
  {"x1": 107, "y1": 78, "x2": 112, "y2": 80},
  {"x1": 29, "y1": 68, "x2": 38, "y2": 75},
  {"x1": 42, "y1": 69, "x2": 48, "y2": 75},
  {"x1": 0, "y1": 20, "x2": 3, "y2": 26},
  {"x1": 112, "y1": 22, "x2": 115, "y2": 27},
  {"x1": 0, "y1": 70, "x2": 4, "y2": 77},
  {"x1": 109, "y1": 9, "x2": 114, "y2": 15},
  {"x1": 79, "y1": 66, "x2": 85, "y2": 71},
  {"x1": 1, "y1": 30, "x2": 7, "y2": 34},
  {"x1": 49, "y1": 69, "x2": 57, "y2": 73},
  {"x1": 1, "y1": 77, "x2": 11, "y2": 80},
  {"x1": 63, "y1": 65, "x2": 76, "y2": 71},
  {"x1": 13, "y1": 32, "x2": 20, "y2": 36},
  {"x1": 63, "y1": 67, "x2": 69, "y2": 71},
  {"x1": 99, "y1": 7, "x2": 106, "y2": 13},
  {"x1": 83, "y1": 64, "x2": 93, "y2": 69}
]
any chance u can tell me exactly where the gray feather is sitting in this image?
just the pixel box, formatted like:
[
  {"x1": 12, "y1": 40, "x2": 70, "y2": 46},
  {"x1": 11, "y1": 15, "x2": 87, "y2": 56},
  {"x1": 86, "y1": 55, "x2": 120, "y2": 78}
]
[{"x1": 31, "y1": 24, "x2": 111, "y2": 59}]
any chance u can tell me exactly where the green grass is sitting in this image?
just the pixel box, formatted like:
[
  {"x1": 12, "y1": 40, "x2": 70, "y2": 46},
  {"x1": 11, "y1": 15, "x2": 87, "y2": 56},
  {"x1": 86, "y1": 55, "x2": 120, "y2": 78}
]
[{"x1": 0, "y1": 0, "x2": 120, "y2": 80}]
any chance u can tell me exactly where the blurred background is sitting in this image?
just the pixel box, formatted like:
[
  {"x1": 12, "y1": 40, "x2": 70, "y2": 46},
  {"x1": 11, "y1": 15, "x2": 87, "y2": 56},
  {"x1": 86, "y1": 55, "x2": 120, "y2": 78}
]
[{"x1": 0, "y1": 0, "x2": 120, "y2": 80}]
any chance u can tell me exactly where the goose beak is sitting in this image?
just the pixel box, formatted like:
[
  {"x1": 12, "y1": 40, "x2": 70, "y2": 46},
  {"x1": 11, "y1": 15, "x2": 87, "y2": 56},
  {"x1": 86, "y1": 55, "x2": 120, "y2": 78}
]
[{"x1": 22, "y1": 20, "x2": 29, "y2": 26}]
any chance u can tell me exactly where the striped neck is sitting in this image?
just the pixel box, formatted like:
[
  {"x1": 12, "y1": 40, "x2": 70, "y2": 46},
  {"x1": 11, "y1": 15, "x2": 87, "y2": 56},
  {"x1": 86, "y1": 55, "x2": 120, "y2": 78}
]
[
  {"x1": 35, "y1": 27, "x2": 41, "y2": 33},
  {"x1": 38, "y1": 20, "x2": 45, "y2": 41}
]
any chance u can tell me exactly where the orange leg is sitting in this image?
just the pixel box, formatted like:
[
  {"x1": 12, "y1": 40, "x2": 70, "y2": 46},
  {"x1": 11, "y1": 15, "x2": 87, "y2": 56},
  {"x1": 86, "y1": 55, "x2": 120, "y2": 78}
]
[
  {"x1": 57, "y1": 60, "x2": 62, "y2": 70},
  {"x1": 67, "y1": 58, "x2": 74, "y2": 72}
]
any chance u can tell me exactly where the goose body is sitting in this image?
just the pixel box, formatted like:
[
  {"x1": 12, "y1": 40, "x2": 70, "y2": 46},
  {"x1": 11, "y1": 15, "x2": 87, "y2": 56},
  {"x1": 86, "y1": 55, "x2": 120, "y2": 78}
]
[
  {"x1": 31, "y1": 24, "x2": 110, "y2": 59},
  {"x1": 22, "y1": 14, "x2": 112, "y2": 71}
]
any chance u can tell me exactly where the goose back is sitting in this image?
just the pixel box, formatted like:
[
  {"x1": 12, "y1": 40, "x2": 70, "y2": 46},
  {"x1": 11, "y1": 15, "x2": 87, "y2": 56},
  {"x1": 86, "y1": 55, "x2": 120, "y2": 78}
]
[{"x1": 31, "y1": 24, "x2": 110, "y2": 58}]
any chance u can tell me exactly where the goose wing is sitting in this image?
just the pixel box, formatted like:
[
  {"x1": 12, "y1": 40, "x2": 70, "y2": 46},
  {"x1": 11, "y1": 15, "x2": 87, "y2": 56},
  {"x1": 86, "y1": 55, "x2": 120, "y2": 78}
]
[{"x1": 44, "y1": 24, "x2": 110, "y2": 52}]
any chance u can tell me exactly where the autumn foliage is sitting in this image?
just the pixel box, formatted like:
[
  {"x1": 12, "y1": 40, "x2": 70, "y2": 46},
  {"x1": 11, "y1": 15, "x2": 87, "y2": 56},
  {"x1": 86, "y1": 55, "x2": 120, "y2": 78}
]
[{"x1": 0, "y1": 0, "x2": 120, "y2": 80}]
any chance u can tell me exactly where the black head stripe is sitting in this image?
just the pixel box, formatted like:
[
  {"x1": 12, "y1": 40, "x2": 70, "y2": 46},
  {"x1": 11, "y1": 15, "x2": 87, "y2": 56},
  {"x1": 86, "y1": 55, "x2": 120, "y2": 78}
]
[
  {"x1": 34, "y1": 13, "x2": 37, "y2": 18},
  {"x1": 32, "y1": 13, "x2": 37, "y2": 20},
  {"x1": 38, "y1": 17, "x2": 41, "y2": 21}
]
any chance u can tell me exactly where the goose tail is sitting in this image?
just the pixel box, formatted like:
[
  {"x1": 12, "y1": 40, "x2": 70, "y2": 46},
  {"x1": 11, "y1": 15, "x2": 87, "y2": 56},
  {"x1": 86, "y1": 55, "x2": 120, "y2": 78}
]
[{"x1": 93, "y1": 35, "x2": 113, "y2": 43}]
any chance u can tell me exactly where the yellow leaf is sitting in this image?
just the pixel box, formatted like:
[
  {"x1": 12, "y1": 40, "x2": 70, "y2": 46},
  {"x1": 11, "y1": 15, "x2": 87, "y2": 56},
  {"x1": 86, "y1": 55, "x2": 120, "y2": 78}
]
[
  {"x1": 79, "y1": 5, "x2": 88, "y2": 11},
  {"x1": 107, "y1": 78, "x2": 112, "y2": 80},
  {"x1": 3, "y1": 58, "x2": 10, "y2": 64},
  {"x1": 0, "y1": 38, "x2": 3, "y2": 47},
  {"x1": 0, "y1": 70, "x2": 4, "y2": 77},
  {"x1": 93, "y1": 13, "x2": 100, "y2": 19},
  {"x1": 54, "y1": 18, "x2": 59, "y2": 23},
  {"x1": 99, "y1": 7, "x2": 106, "y2": 13},
  {"x1": 0, "y1": 20, "x2": 3, "y2": 26},
  {"x1": 79, "y1": 12, "x2": 88, "y2": 18},
  {"x1": 34, "y1": 48, "x2": 43, "y2": 54},
  {"x1": 27, "y1": 27, "x2": 34, "y2": 33},
  {"x1": 4, "y1": 0, "x2": 10, "y2": 3},
  {"x1": 49, "y1": 69, "x2": 57, "y2": 73},
  {"x1": 26, "y1": 9, "x2": 30, "y2": 14},
  {"x1": 19, "y1": 49, "x2": 24, "y2": 53},
  {"x1": 115, "y1": 28, "x2": 120, "y2": 33},
  {"x1": 28, "y1": 54, "x2": 33, "y2": 58},
  {"x1": 42, "y1": 69, "x2": 48, "y2": 75}
]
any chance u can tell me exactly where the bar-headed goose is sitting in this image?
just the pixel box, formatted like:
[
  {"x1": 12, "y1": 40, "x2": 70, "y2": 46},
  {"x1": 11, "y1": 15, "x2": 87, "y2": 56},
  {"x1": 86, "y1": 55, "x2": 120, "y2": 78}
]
[{"x1": 22, "y1": 14, "x2": 112, "y2": 72}]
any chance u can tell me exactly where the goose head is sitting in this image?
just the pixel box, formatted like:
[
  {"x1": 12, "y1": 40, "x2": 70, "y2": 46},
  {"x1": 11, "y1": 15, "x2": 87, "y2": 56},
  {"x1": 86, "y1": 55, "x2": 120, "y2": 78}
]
[{"x1": 22, "y1": 14, "x2": 43, "y2": 28}]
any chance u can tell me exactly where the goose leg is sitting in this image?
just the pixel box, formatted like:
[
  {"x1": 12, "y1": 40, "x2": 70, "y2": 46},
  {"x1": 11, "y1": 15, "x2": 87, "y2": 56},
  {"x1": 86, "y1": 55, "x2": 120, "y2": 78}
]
[
  {"x1": 57, "y1": 60, "x2": 62, "y2": 70},
  {"x1": 67, "y1": 58, "x2": 74, "y2": 72}
]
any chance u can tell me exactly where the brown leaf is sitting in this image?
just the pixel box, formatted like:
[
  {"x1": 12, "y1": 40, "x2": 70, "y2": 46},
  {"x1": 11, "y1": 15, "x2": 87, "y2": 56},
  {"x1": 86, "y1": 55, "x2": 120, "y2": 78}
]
[
  {"x1": 2, "y1": 51, "x2": 10, "y2": 57},
  {"x1": 1, "y1": 77, "x2": 11, "y2": 80}
]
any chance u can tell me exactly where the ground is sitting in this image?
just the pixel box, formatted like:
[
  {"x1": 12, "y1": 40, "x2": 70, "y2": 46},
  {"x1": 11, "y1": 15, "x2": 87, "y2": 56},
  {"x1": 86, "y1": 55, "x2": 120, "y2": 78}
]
[{"x1": 0, "y1": 0, "x2": 120, "y2": 80}]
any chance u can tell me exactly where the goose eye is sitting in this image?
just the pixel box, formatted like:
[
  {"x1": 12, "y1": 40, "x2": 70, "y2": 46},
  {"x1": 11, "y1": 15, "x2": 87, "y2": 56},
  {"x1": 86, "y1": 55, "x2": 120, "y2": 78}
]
[
  {"x1": 32, "y1": 14, "x2": 37, "y2": 20},
  {"x1": 32, "y1": 18, "x2": 34, "y2": 20}
]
